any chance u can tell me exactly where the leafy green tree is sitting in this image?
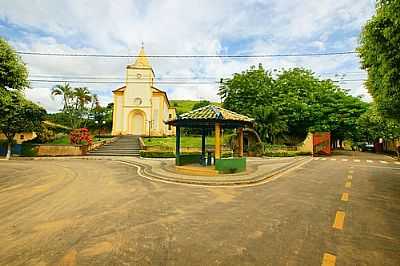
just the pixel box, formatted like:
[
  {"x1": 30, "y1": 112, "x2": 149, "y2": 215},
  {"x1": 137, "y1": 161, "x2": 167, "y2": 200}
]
[
  {"x1": 357, "y1": 104, "x2": 400, "y2": 142},
  {"x1": 51, "y1": 83, "x2": 98, "y2": 129},
  {"x1": 358, "y1": 0, "x2": 400, "y2": 119},
  {"x1": 0, "y1": 90, "x2": 46, "y2": 159},
  {"x1": 192, "y1": 100, "x2": 211, "y2": 110},
  {"x1": 219, "y1": 64, "x2": 274, "y2": 118},
  {"x1": 253, "y1": 106, "x2": 287, "y2": 144},
  {"x1": 219, "y1": 66, "x2": 368, "y2": 145},
  {"x1": 0, "y1": 37, "x2": 29, "y2": 91}
]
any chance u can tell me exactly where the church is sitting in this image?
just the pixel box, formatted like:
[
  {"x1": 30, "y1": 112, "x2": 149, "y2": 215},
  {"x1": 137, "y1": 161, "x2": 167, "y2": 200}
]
[{"x1": 111, "y1": 47, "x2": 176, "y2": 136}]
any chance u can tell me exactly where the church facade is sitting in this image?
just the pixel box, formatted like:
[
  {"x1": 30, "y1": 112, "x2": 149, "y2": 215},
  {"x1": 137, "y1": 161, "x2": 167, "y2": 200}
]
[{"x1": 111, "y1": 48, "x2": 176, "y2": 136}]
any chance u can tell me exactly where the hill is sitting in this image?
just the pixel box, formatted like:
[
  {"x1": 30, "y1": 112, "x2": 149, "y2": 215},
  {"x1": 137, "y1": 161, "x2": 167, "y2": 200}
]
[{"x1": 170, "y1": 100, "x2": 221, "y2": 114}]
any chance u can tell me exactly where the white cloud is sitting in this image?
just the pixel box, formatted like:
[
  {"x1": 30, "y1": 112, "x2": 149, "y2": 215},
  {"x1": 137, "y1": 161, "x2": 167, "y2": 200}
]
[{"x1": 0, "y1": 0, "x2": 375, "y2": 112}]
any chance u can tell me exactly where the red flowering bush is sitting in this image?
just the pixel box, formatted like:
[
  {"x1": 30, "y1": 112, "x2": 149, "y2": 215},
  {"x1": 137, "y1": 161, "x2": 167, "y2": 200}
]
[{"x1": 69, "y1": 128, "x2": 93, "y2": 145}]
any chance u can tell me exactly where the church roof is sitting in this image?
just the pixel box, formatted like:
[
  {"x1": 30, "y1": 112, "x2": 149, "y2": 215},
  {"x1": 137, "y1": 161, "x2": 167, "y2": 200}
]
[
  {"x1": 132, "y1": 47, "x2": 152, "y2": 68},
  {"x1": 112, "y1": 85, "x2": 126, "y2": 92}
]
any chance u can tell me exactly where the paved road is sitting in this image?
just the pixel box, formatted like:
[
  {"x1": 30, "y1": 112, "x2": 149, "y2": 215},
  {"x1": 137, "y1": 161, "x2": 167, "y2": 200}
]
[{"x1": 0, "y1": 152, "x2": 399, "y2": 265}]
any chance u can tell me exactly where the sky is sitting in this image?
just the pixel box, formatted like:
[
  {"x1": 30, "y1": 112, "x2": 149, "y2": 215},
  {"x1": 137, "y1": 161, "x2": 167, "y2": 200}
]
[{"x1": 0, "y1": 0, "x2": 376, "y2": 113}]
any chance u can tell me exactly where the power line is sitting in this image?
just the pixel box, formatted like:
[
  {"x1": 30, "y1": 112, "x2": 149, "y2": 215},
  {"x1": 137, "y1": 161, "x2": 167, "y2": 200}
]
[
  {"x1": 28, "y1": 71, "x2": 366, "y2": 81},
  {"x1": 18, "y1": 51, "x2": 357, "y2": 58},
  {"x1": 29, "y1": 79, "x2": 220, "y2": 84},
  {"x1": 29, "y1": 78, "x2": 366, "y2": 85}
]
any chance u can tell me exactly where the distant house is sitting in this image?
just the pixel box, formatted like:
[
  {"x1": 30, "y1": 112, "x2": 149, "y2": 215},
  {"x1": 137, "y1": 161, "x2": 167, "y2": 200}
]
[
  {"x1": 111, "y1": 47, "x2": 176, "y2": 136},
  {"x1": 0, "y1": 132, "x2": 37, "y2": 144}
]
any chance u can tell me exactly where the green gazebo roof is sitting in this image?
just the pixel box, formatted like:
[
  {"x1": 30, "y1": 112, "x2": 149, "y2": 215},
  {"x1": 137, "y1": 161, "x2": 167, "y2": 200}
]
[{"x1": 166, "y1": 105, "x2": 254, "y2": 128}]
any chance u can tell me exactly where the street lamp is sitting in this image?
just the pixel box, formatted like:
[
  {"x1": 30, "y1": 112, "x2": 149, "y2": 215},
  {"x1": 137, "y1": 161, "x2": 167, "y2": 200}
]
[{"x1": 147, "y1": 120, "x2": 152, "y2": 139}]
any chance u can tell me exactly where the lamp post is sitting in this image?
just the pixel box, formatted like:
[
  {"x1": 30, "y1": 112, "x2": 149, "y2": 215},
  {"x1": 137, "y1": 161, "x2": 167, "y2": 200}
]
[
  {"x1": 94, "y1": 120, "x2": 99, "y2": 139},
  {"x1": 94, "y1": 120, "x2": 106, "y2": 139},
  {"x1": 148, "y1": 120, "x2": 152, "y2": 139},
  {"x1": 101, "y1": 120, "x2": 106, "y2": 137}
]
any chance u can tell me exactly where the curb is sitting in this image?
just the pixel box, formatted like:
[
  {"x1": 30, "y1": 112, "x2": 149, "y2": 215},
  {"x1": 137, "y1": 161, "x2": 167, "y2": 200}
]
[{"x1": 118, "y1": 157, "x2": 312, "y2": 187}]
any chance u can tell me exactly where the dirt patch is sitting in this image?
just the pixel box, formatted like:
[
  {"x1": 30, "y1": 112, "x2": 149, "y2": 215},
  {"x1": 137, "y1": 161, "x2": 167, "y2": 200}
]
[
  {"x1": 80, "y1": 241, "x2": 113, "y2": 257},
  {"x1": 248, "y1": 230, "x2": 263, "y2": 239},
  {"x1": 207, "y1": 188, "x2": 238, "y2": 203},
  {"x1": 34, "y1": 219, "x2": 75, "y2": 233},
  {"x1": 59, "y1": 249, "x2": 77, "y2": 266}
]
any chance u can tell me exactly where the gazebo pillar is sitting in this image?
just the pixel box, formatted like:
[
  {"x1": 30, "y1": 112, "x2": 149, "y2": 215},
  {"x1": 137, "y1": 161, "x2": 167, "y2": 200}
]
[
  {"x1": 215, "y1": 122, "x2": 221, "y2": 159},
  {"x1": 238, "y1": 127, "x2": 244, "y2": 157},
  {"x1": 175, "y1": 126, "x2": 181, "y2": 164},
  {"x1": 201, "y1": 128, "x2": 206, "y2": 165}
]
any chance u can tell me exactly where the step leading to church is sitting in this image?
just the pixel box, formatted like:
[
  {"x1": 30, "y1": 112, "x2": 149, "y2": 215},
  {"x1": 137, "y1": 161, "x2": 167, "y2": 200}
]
[{"x1": 88, "y1": 135, "x2": 141, "y2": 156}]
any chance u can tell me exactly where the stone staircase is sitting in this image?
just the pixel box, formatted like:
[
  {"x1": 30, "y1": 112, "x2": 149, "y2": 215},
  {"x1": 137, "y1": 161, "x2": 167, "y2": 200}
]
[{"x1": 88, "y1": 135, "x2": 141, "y2": 156}]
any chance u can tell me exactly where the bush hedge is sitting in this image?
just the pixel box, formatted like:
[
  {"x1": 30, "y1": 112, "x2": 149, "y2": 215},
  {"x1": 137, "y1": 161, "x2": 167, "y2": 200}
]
[{"x1": 139, "y1": 151, "x2": 175, "y2": 158}]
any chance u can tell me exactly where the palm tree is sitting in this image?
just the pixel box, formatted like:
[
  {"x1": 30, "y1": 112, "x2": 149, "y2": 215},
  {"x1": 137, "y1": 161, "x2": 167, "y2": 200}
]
[
  {"x1": 74, "y1": 87, "x2": 92, "y2": 109},
  {"x1": 51, "y1": 83, "x2": 73, "y2": 111}
]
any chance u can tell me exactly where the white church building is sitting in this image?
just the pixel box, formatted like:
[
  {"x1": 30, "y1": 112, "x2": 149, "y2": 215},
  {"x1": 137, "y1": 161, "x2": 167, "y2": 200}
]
[{"x1": 111, "y1": 47, "x2": 176, "y2": 136}]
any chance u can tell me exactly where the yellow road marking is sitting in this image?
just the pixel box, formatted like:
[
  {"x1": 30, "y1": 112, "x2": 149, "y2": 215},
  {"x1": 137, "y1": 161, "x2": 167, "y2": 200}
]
[
  {"x1": 345, "y1": 181, "x2": 352, "y2": 188},
  {"x1": 348, "y1": 175, "x2": 352, "y2": 180},
  {"x1": 354, "y1": 159, "x2": 360, "y2": 162},
  {"x1": 341, "y1": 192, "x2": 349, "y2": 201},
  {"x1": 314, "y1": 157, "x2": 320, "y2": 160},
  {"x1": 341, "y1": 159, "x2": 348, "y2": 162},
  {"x1": 333, "y1": 211, "x2": 345, "y2": 229},
  {"x1": 321, "y1": 253, "x2": 336, "y2": 266},
  {"x1": 366, "y1": 160, "x2": 373, "y2": 163},
  {"x1": 321, "y1": 158, "x2": 327, "y2": 161},
  {"x1": 349, "y1": 170, "x2": 354, "y2": 174},
  {"x1": 331, "y1": 158, "x2": 337, "y2": 161},
  {"x1": 380, "y1": 161, "x2": 388, "y2": 164},
  {"x1": 395, "y1": 162, "x2": 400, "y2": 165}
]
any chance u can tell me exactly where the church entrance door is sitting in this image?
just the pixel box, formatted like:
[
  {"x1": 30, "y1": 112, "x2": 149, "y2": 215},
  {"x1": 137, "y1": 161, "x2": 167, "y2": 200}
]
[{"x1": 130, "y1": 112, "x2": 145, "y2": 135}]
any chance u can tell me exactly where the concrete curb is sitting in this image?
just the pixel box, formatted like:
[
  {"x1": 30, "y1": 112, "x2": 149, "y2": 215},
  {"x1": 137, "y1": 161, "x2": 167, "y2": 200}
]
[{"x1": 118, "y1": 157, "x2": 312, "y2": 187}]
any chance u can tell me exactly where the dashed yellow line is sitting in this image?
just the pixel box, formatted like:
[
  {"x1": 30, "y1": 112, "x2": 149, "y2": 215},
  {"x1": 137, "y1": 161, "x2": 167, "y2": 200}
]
[
  {"x1": 321, "y1": 253, "x2": 336, "y2": 266},
  {"x1": 347, "y1": 175, "x2": 352, "y2": 180},
  {"x1": 341, "y1": 192, "x2": 349, "y2": 201},
  {"x1": 349, "y1": 170, "x2": 354, "y2": 174},
  {"x1": 345, "y1": 181, "x2": 352, "y2": 188},
  {"x1": 333, "y1": 211, "x2": 345, "y2": 229}
]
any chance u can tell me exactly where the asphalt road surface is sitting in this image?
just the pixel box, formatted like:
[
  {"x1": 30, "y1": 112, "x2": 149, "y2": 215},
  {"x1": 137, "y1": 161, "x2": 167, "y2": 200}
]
[{"x1": 0, "y1": 152, "x2": 399, "y2": 265}]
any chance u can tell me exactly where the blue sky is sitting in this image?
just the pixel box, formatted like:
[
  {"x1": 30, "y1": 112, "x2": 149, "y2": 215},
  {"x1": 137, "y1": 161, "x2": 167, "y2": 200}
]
[{"x1": 0, "y1": 0, "x2": 375, "y2": 112}]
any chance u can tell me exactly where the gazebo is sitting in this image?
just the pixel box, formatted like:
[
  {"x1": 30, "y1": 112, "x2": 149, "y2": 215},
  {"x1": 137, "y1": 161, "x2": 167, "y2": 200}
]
[{"x1": 166, "y1": 105, "x2": 255, "y2": 174}]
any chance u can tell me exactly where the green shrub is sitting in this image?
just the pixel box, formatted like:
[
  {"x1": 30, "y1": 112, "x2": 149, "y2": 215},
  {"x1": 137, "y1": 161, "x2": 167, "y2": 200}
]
[
  {"x1": 139, "y1": 151, "x2": 175, "y2": 158},
  {"x1": 21, "y1": 144, "x2": 37, "y2": 157}
]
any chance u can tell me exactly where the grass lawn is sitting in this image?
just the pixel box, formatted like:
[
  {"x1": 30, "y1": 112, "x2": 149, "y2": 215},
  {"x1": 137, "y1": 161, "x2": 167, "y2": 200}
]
[{"x1": 144, "y1": 136, "x2": 216, "y2": 148}]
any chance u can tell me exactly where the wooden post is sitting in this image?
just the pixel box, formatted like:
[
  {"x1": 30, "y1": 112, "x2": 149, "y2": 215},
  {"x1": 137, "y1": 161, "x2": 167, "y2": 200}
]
[
  {"x1": 201, "y1": 128, "x2": 206, "y2": 165},
  {"x1": 215, "y1": 123, "x2": 221, "y2": 159},
  {"x1": 238, "y1": 127, "x2": 244, "y2": 157},
  {"x1": 175, "y1": 126, "x2": 180, "y2": 164}
]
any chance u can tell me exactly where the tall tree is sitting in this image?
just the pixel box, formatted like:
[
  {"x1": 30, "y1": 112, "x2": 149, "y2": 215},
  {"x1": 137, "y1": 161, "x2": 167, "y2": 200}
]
[
  {"x1": 51, "y1": 84, "x2": 97, "y2": 129},
  {"x1": 0, "y1": 37, "x2": 29, "y2": 91},
  {"x1": 358, "y1": 0, "x2": 400, "y2": 119},
  {"x1": 357, "y1": 104, "x2": 400, "y2": 142},
  {"x1": 0, "y1": 91, "x2": 46, "y2": 159},
  {"x1": 219, "y1": 66, "x2": 368, "y2": 145},
  {"x1": 51, "y1": 83, "x2": 73, "y2": 111}
]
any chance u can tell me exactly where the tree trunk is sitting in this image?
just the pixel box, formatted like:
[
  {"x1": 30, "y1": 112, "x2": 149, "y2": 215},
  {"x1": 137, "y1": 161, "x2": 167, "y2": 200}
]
[{"x1": 6, "y1": 142, "x2": 11, "y2": 160}]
